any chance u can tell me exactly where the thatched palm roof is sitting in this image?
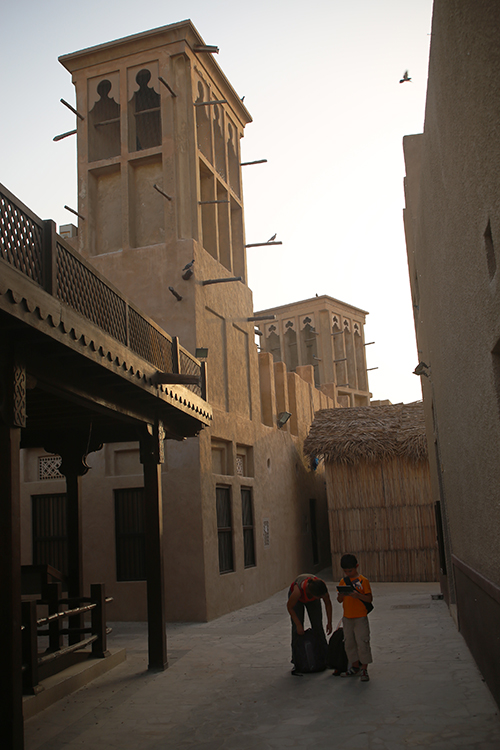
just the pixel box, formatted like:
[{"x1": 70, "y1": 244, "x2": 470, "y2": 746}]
[{"x1": 304, "y1": 401, "x2": 428, "y2": 464}]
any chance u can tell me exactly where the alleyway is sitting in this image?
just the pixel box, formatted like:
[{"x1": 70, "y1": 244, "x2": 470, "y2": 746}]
[{"x1": 25, "y1": 574, "x2": 500, "y2": 749}]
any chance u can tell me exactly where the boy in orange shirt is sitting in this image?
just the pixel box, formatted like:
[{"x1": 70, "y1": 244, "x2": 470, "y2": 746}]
[{"x1": 336, "y1": 553, "x2": 373, "y2": 682}]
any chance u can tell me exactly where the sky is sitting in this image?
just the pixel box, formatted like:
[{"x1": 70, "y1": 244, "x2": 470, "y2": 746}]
[{"x1": 0, "y1": 0, "x2": 433, "y2": 404}]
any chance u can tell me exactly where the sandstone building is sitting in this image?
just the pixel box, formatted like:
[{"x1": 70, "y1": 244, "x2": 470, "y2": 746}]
[
  {"x1": 403, "y1": 0, "x2": 500, "y2": 706},
  {"x1": 19, "y1": 21, "x2": 371, "y2": 623},
  {"x1": 256, "y1": 295, "x2": 370, "y2": 407}
]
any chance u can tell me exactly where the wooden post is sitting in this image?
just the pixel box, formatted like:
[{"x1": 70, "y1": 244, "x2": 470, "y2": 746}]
[
  {"x1": 172, "y1": 336, "x2": 180, "y2": 374},
  {"x1": 42, "y1": 581, "x2": 63, "y2": 652},
  {"x1": 45, "y1": 434, "x2": 100, "y2": 644},
  {"x1": 64, "y1": 465, "x2": 84, "y2": 644},
  {"x1": 90, "y1": 583, "x2": 109, "y2": 658},
  {"x1": 140, "y1": 421, "x2": 168, "y2": 671},
  {"x1": 201, "y1": 360, "x2": 208, "y2": 402},
  {"x1": 21, "y1": 600, "x2": 40, "y2": 695},
  {"x1": 0, "y1": 342, "x2": 25, "y2": 749},
  {"x1": 43, "y1": 219, "x2": 57, "y2": 295}
]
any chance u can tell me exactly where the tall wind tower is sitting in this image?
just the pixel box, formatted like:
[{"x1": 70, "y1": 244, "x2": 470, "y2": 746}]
[{"x1": 59, "y1": 20, "x2": 252, "y2": 357}]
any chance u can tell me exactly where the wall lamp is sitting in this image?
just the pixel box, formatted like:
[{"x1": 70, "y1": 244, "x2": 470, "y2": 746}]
[{"x1": 277, "y1": 412, "x2": 292, "y2": 429}]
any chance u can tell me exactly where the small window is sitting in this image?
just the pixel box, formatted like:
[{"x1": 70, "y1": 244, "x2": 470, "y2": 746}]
[
  {"x1": 212, "y1": 439, "x2": 231, "y2": 475},
  {"x1": 241, "y1": 488, "x2": 256, "y2": 568},
  {"x1": 236, "y1": 454, "x2": 245, "y2": 476},
  {"x1": 216, "y1": 486, "x2": 233, "y2": 573},
  {"x1": 38, "y1": 455, "x2": 63, "y2": 480},
  {"x1": 115, "y1": 488, "x2": 146, "y2": 581},
  {"x1": 32, "y1": 493, "x2": 68, "y2": 575},
  {"x1": 263, "y1": 518, "x2": 270, "y2": 548}
]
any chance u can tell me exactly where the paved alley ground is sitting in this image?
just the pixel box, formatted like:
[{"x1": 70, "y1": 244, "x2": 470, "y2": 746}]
[{"x1": 25, "y1": 577, "x2": 500, "y2": 749}]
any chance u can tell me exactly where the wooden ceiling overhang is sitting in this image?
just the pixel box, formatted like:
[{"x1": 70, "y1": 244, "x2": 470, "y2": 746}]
[{"x1": 0, "y1": 260, "x2": 212, "y2": 448}]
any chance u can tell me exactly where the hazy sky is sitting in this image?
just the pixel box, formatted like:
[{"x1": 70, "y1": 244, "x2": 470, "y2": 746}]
[{"x1": 0, "y1": 0, "x2": 433, "y2": 403}]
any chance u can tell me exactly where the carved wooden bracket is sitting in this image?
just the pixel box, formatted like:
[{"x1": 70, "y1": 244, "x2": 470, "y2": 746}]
[{"x1": 44, "y1": 428, "x2": 103, "y2": 478}]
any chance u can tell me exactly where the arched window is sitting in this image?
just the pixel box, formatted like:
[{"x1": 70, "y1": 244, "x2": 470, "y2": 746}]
[
  {"x1": 129, "y1": 69, "x2": 161, "y2": 152},
  {"x1": 89, "y1": 79, "x2": 120, "y2": 161}
]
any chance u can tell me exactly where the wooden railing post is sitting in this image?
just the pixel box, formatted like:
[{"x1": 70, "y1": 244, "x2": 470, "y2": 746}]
[
  {"x1": 90, "y1": 583, "x2": 109, "y2": 658},
  {"x1": 172, "y1": 336, "x2": 180, "y2": 374},
  {"x1": 42, "y1": 581, "x2": 63, "y2": 652},
  {"x1": 43, "y1": 220, "x2": 57, "y2": 295},
  {"x1": 201, "y1": 360, "x2": 208, "y2": 402},
  {"x1": 21, "y1": 601, "x2": 41, "y2": 695}
]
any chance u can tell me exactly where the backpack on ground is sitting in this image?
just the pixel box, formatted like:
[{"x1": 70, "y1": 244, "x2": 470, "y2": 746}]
[
  {"x1": 327, "y1": 628, "x2": 348, "y2": 672},
  {"x1": 293, "y1": 628, "x2": 328, "y2": 673}
]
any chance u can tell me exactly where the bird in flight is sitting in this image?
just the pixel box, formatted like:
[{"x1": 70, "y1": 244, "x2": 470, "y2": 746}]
[
  {"x1": 399, "y1": 70, "x2": 411, "y2": 83},
  {"x1": 267, "y1": 233, "x2": 277, "y2": 243}
]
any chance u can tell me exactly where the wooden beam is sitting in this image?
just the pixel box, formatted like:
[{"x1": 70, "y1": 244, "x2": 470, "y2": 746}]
[{"x1": 152, "y1": 373, "x2": 200, "y2": 385}]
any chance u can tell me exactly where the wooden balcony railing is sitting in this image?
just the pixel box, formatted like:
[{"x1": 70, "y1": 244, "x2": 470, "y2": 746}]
[
  {"x1": 0, "y1": 182, "x2": 205, "y2": 399},
  {"x1": 21, "y1": 583, "x2": 111, "y2": 695}
]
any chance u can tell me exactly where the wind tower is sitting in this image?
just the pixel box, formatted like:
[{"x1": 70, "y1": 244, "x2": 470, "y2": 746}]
[{"x1": 59, "y1": 20, "x2": 253, "y2": 359}]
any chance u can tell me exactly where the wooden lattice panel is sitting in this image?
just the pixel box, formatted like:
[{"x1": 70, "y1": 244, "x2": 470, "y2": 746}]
[
  {"x1": 128, "y1": 307, "x2": 174, "y2": 372},
  {"x1": 56, "y1": 243, "x2": 127, "y2": 343},
  {"x1": 0, "y1": 190, "x2": 44, "y2": 284},
  {"x1": 39, "y1": 455, "x2": 63, "y2": 480},
  {"x1": 179, "y1": 349, "x2": 202, "y2": 396}
]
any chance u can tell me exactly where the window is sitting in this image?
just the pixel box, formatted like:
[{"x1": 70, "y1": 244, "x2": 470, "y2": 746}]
[
  {"x1": 263, "y1": 518, "x2": 270, "y2": 548},
  {"x1": 32, "y1": 493, "x2": 68, "y2": 575},
  {"x1": 89, "y1": 77, "x2": 121, "y2": 161},
  {"x1": 216, "y1": 486, "x2": 233, "y2": 573},
  {"x1": 114, "y1": 488, "x2": 146, "y2": 581},
  {"x1": 38, "y1": 454, "x2": 63, "y2": 480},
  {"x1": 212, "y1": 439, "x2": 231, "y2": 475},
  {"x1": 236, "y1": 454, "x2": 245, "y2": 476},
  {"x1": 129, "y1": 68, "x2": 161, "y2": 152},
  {"x1": 241, "y1": 488, "x2": 256, "y2": 568},
  {"x1": 236, "y1": 444, "x2": 253, "y2": 477}
]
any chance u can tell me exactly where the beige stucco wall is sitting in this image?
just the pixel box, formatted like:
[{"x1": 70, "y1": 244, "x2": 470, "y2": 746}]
[{"x1": 403, "y1": 0, "x2": 500, "y2": 588}]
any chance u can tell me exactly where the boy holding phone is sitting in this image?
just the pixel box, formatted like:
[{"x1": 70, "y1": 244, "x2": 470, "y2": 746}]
[{"x1": 336, "y1": 554, "x2": 373, "y2": 681}]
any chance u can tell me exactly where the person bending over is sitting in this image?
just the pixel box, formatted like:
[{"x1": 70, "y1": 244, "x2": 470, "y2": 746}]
[{"x1": 287, "y1": 574, "x2": 332, "y2": 675}]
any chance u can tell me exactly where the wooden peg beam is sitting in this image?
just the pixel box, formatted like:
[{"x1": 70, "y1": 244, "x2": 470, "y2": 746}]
[
  {"x1": 240, "y1": 160, "x2": 268, "y2": 166},
  {"x1": 158, "y1": 77, "x2": 177, "y2": 97},
  {"x1": 194, "y1": 100, "x2": 227, "y2": 107},
  {"x1": 202, "y1": 277, "x2": 242, "y2": 286},
  {"x1": 53, "y1": 129, "x2": 77, "y2": 142},
  {"x1": 64, "y1": 205, "x2": 85, "y2": 221},
  {"x1": 245, "y1": 241, "x2": 282, "y2": 248},
  {"x1": 153, "y1": 184, "x2": 173, "y2": 202},
  {"x1": 60, "y1": 98, "x2": 84, "y2": 120},
  {"x1": 193, "y1": 45, "x2": 219, "y2": 54}
]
